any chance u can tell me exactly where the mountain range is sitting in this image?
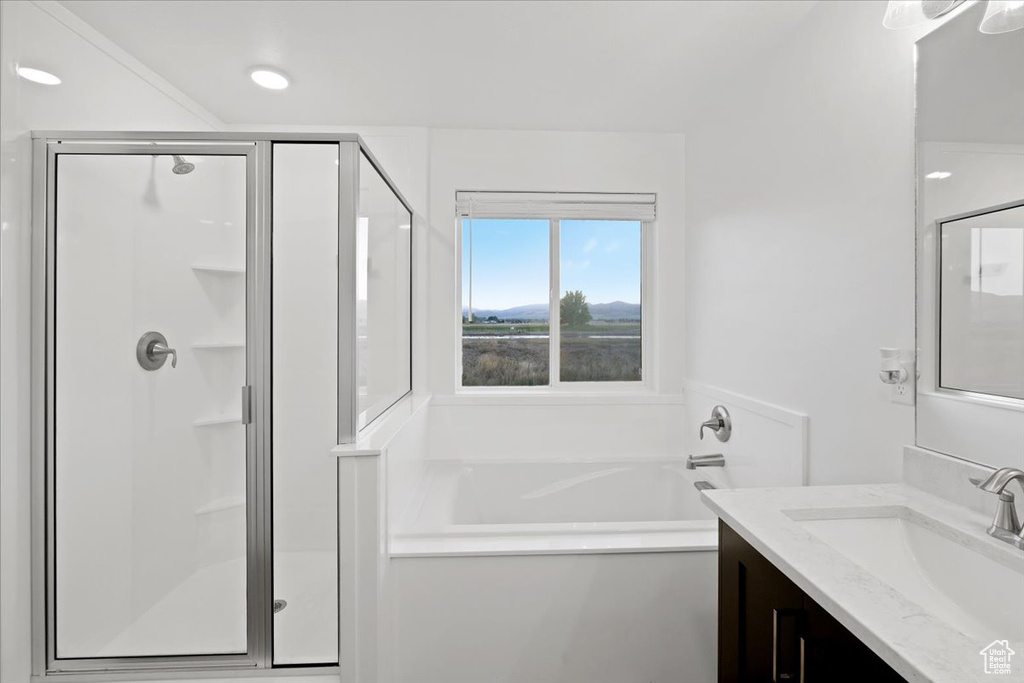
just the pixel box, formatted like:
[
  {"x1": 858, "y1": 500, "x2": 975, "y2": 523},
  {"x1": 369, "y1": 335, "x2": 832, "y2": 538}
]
[{"x1": 463, "y1": 301, "x2": 640, "y2": 322}]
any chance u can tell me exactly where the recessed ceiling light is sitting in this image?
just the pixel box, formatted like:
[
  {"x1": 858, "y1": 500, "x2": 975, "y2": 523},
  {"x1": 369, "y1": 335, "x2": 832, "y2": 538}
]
[
  {"x1": 925, "y1": 171, "x2": 952, "y2": 179},
  {"x1": 16, "y1": 66, "x2": 61, "y2": 85},
  {"x1": 249, "y1": 67, "x2": 289, "y2": 90}
]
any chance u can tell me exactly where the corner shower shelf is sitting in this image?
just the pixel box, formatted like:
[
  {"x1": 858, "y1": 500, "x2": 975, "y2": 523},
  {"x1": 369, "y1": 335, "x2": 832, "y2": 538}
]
[
  {"x1": 193, "y1": 414, "x2": 242, "y2": 427},
  {"x1": 190, "y1": 264, "x2": 245, "y2": 275},
  {"x1": 191, "y1": 342, "x2": 246, "y2": 350},
  {"x1": 195, "y1": 496, "x2": 245, "y2": 516}
]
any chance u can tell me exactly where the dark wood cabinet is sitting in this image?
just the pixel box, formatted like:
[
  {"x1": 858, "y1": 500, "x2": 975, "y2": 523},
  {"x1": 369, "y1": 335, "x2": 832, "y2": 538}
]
[{"x1": 718, "y1": 520, "x2": 906, "y2": 683}]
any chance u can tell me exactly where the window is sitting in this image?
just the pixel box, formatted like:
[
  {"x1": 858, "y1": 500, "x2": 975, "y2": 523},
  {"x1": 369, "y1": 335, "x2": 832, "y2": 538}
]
[{"x1": 458, "y1": 192, "x2": 654, "y2": 388}]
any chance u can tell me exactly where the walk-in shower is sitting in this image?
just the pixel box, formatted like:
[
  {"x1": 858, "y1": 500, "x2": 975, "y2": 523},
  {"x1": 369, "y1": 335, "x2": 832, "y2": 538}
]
[{"x1": 30, "y1": 132, "x2": 412, "y2": 676}]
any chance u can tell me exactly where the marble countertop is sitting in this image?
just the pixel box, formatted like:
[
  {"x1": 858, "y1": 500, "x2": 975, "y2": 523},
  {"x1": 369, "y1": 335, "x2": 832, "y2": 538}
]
[{"x1": 702, "y1": 483, "x2": 1024, "y2": 683}]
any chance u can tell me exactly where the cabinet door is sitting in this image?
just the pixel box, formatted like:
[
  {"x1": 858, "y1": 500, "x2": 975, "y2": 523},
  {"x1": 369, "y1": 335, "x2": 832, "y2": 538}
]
[
  {"x1": 719, "y1": 520, "x2": 805, "y2": 682},
  {"x1": 719, "y1": 520, "x2": 907, "y2": 683},
  {"x1": 802, "y1": 600, "x2": 905, "y2": 683}
]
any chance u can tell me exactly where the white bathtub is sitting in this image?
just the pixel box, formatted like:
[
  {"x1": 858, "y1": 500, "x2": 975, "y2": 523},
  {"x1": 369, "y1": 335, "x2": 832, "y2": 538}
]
[
  {"x1": 389, "y1": 458, "x2": 720, "y2": 682},
  {"x1": 392, "y1": 459, "x2": 718, "y2": 556}
]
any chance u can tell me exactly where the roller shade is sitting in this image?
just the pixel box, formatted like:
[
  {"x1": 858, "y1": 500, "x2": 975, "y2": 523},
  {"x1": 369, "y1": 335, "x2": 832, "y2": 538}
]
[{"x1": 456, "y1": 191, "x2": 656, "y2": 221}]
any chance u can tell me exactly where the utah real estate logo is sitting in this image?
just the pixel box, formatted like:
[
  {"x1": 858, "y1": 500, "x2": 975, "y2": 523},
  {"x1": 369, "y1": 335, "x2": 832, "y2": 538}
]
[{"x1": 980, "y1": 640, "x2": 1015, "y2": 675}]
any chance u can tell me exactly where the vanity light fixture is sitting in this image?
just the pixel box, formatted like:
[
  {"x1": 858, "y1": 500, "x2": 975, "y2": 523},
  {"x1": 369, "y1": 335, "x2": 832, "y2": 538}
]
[
  {"x1": 16, "y1": 66, "x2": 61, "y2": 85},
  {"x1": 883, "y1": 0, "x2": 1024, "y2": 32},
  {"x1": 980, "y1": 0, "x2": 1024, "y2": 33},
  {"x1": 922, "y1": 0, "x2": 969, "y2": 19},
  {"x1": 925, "y1": 171, "x2": 952, "y2": 179},
  {"x1": 249, "y1": 67, "x2": 290, "y2": 90}
]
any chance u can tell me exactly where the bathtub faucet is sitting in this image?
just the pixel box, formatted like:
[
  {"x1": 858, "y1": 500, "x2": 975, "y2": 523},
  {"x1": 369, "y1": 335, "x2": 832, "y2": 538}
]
[
  {"x1": 686, "y1": 453, "x2": 725, "y2": 469},
  {"x1": 699, "y1": 405, "x2": 732, "y2": 442}
]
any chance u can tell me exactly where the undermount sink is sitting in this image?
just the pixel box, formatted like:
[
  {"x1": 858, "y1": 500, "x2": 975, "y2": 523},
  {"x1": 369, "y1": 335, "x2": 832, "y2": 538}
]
[{"x1": 787, "y1": 507, "x2": 1024, "y2": 642}]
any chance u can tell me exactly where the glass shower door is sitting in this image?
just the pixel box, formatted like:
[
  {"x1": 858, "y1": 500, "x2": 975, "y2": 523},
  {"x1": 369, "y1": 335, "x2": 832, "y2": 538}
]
[{"x1": 52, "y1": 150, "x2": 251, "y2": 659}]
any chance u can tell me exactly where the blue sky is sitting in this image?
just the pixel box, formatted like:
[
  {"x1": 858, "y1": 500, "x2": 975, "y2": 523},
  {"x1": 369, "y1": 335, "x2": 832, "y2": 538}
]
[{"x1": 461, "y1": 218, "x2": 641, "y2": 311}]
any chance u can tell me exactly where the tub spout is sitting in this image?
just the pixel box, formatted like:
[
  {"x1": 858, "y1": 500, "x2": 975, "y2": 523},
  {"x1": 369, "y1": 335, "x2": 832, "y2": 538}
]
[{"x1": 686, "y1": 453, "x2": 725, "y2": 469}]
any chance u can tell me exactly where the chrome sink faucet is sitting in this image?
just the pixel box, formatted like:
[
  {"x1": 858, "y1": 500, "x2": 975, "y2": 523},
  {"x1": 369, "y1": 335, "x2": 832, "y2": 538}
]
[{"x1": 972, "y1": 468, "x2": 1024, "y2": 550}]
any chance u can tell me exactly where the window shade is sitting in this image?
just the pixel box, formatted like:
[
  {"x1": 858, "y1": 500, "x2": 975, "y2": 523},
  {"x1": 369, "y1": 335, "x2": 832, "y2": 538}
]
[{"x1": 456, "y1": 191, "x2": 656, "y2": 221}]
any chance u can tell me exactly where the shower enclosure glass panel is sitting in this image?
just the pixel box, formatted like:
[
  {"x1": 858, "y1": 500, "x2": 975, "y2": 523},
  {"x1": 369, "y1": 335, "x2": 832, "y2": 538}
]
[
  {"x1": 54, "y1": 153, "x2": 248, "y2": 658},
  {"x1": 271, "y1": 144, "x2": 339, "y2": 664},
  {"x1": 356, "y1": 153, "x2": 412, "y2": 429}
]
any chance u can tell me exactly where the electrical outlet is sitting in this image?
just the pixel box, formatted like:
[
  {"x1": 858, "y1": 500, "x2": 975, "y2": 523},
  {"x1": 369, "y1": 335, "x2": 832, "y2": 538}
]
[{"x1": 891, "y1": 362, "x2": 915, "y2": 406}]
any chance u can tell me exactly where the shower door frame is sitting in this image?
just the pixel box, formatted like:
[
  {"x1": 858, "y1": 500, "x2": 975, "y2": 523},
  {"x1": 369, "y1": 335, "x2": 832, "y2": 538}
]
[
  {"x1": 31, "y1": 130, "x2": 413, "y2": 678},
  {"x1": 30, "y1": 136, "x2": 274, "y2": 675}
]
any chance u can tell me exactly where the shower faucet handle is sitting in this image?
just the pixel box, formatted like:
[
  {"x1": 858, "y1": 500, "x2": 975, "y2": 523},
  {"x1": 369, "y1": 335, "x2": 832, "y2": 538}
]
[
  {"x1": 136, "y1": 331, "x2": 177, "y2": 371},
  {"x1": 699, "y1": 405, "x2": 732, "y2": 442},
  {"x1": 150, "y1": 343, "x2": 177, "y2": 369}
]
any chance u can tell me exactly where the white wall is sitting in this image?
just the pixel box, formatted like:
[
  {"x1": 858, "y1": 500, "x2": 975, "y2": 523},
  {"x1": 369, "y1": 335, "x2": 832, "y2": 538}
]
[
  {"x1": 0, "y1": 1, "x2": 221, "y2": 678},
  {"x1": 684, "y1": 0, "x2": 940, "y2": 485}
]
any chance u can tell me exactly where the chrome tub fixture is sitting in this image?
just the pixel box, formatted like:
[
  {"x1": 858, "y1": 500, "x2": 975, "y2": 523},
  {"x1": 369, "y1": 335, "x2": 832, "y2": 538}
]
[
  {"x1": 686, "y1": 453, "x2": 726, "y2": 470},
  {"x1": 699, "y1": 405, "x2": 732, "y2": 442}
]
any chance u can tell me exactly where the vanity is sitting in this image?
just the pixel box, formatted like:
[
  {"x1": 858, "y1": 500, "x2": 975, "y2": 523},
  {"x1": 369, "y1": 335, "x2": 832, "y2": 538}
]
[
  {"x1": 716, "y1": 517, "x2": 901, "y2": 682},
  {"x1": 715, "y1": 518, "x2": 900, "y2": 682},
  {"x1": 704, "y1": 4, "x2": 1024, "y2": 682},
  {"x1": 705, "y1": 474, "x2": 1024, "y2": 683}
]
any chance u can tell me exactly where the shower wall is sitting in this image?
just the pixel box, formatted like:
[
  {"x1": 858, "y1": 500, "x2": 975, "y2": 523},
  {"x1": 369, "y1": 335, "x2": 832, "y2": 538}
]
[{"x1": 55, "y1": 153, "x2": 247, "y2": 657}]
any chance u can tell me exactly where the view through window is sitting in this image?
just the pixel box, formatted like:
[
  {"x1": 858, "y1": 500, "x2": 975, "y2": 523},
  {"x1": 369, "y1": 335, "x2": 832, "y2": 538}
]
[{"x1": 461, "y1": 217, "x2": 642, "y2": 387}]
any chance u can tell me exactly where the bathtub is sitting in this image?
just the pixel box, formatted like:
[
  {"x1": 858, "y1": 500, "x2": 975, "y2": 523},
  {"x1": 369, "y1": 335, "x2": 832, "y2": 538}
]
[
  {"x1": 392, "y1": 458, "x2": 718, "y2": 556},
  {"x1": 389, "y1": 458, "x2": 720, "y2": 682}
]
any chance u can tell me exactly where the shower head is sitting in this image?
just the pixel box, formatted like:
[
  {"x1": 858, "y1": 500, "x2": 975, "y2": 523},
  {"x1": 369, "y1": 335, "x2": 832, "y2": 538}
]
[{"x1": 171, "y1": 155, "x2": 195, "y2": 175}]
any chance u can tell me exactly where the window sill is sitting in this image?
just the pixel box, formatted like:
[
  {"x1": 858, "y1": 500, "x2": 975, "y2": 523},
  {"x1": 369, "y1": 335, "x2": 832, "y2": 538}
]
[
  {"x1": 918, "y1": 390, "x2": 1024, "y2": 413},
  {"x1": 433, "y1": 392, "x2": 684, "y2": 407}
]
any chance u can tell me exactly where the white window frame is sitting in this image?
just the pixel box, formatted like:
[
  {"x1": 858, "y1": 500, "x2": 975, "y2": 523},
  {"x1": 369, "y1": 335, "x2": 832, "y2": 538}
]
[{"x1": 454, "y1": 192, "x2": 658, "y2": 394}]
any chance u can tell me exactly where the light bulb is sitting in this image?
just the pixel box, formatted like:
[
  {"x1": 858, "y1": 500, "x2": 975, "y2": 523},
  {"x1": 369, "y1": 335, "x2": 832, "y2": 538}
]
[
  {"x1": 16, "y1": 66, "x2": 61, "y2": 85},
  {"x1": 883, "y1": 0, "x2": 928, "y2": 28},
  {"x1": 249, "y1": 67, "x2": 290, "y2": 90},
  {"x1": 921, "y1": 0, "x2": 966, "y2": 19},
  {"x1": 979, "y1": 0, "x2": 1024, "y2": 33}
]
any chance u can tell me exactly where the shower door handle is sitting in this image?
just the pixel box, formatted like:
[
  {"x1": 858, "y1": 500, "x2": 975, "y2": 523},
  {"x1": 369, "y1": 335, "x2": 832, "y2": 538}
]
[{"x1": 241, "y1": 385, "x2": 253, "y2": 425}]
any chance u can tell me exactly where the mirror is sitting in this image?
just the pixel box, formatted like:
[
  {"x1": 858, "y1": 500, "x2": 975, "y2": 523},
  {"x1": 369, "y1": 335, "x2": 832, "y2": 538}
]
[
  {"x1": 916, "y1": 2, "x2": 1024, "y2": 468},
  {"x1": 938, "y1": 202, "x2": 1024, "y2": 401}
]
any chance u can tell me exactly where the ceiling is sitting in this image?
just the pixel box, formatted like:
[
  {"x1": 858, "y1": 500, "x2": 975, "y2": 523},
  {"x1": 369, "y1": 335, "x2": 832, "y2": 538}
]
[{"x1": 60, "y1": 0, "x2": 817, "y2": 132}]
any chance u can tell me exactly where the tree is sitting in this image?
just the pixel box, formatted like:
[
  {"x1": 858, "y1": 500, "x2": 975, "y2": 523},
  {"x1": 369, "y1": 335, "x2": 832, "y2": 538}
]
[{"x1": 560, "y1": 290, "x2": 592, "y2": 327}]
